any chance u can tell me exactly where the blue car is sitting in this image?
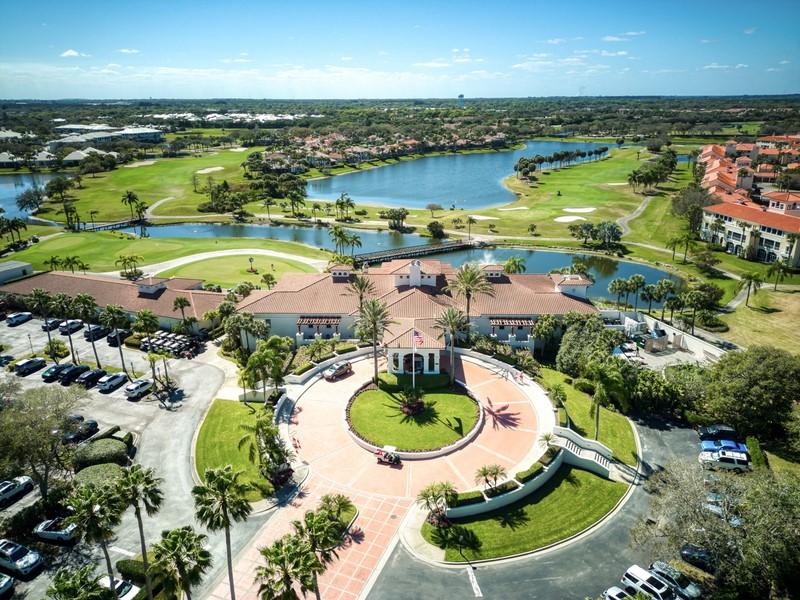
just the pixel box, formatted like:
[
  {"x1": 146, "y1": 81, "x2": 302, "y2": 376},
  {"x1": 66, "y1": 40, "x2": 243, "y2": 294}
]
[{"x1": 700, "y1": 439, "x2": 748, "y2": 453}]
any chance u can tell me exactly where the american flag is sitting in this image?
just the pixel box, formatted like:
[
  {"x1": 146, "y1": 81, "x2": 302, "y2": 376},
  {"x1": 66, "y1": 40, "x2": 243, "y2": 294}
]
[{"x1": 412, "y1": 329, "x2": 424, "y2": 347}]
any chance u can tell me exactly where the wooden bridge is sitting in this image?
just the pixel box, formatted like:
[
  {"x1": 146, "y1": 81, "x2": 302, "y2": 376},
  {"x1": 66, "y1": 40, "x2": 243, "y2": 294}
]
[
  {"x1": 79, "y1": 219, "x2": 141, "y2": 233},
  {"x1": 353, "y1": 239, "x2": 480, "y2": 266}
]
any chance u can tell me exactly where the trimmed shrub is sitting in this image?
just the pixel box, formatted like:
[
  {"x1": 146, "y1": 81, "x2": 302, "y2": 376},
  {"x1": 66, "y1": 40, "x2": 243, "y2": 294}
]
[
  {"x1": 493, "y1": 352, "x2": 517, "y2": 366},
  {"x1": 43, "y1": 339, "x2": 70, "y2": 359},
  {"x1": 449, "y1": 490, "x2": 485, "y2": 507},
  {"x1": 316, "y1": 352, "x2": 336, "y2": 363},
  {"x1": 73, "y1": 463, "x2": 124, "y2": 487},
  {"x1": 573, "y1": 378, "x2": 596, "y2": 395},
  {"x1": 73, "y1": 439, "x2": 129, "y2": 472},
  {"x1": 484, "y1": 480, "x2": 520, "y2": 498},
  {"x1": 354, "y1": 209, "x2": 368, "y2": 216},
  {"x1": 94, "y1": 425, "x2": 121, "y2": 441},
  {"x1": 121, "y1": 432, "x2": 134, "y2": 449},
  {"x1": 745, "y1": 436, "x2": 768, "y2": 470},
  {"x1": 378, "y1": 372, "x2": 450, "y2": 392},
  {"x1": 116, "y1": 558, "x2": 147, "y2": 585},
  {"x1": 124, "y1": 335, "x2": 141, "y2": 349},
  {"x1": 515, "y1": 461, "x2": 544, "y2": 483},
  {"x1": 292, "y1": 362, "x2": 314, "y2": 375},
  {"x1": 335, "y1": 344, "x2": 357, "y2": 354},
  {"x1": 684, "y1": 410, "x2": 716, "y2": 428},
  {"x1": 539, "y1": 447, "x2": 559, "y2": 466}
]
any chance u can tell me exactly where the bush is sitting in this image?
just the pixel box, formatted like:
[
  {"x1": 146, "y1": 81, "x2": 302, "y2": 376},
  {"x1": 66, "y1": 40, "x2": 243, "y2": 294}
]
[
  {"x1": 43, "y1": 339, "x2": 70, "y2": 359},
  {"x1": 696, "y1": 311, "x2": 729, "y2": 332},
  {"x1": 484, "y1": 480, "x2": 520, "y2": 498},
  {"x1": 449, "y1": 490, "x2": 485, "y2": 507},
  {"x1": 335, "y1": 344, "x2": 357, "y2": 354},
  {"x1": 121, "y1": 432, "x2": 134, "y2": 449},
  {"x1": 683, "y1": 410, "x2": 717, "y2": 428},
  {"x1": 515, "y1": 461, "x2": 544, "y2": 483},
  {"x1": 116, "y1": 558, "x2": 147, "y2": 585},
  {"x1": 315, "y1": 352, "x2": 336, "y2": 363},
  {"x1": 745, "y1": 436, "x2": 768, "y2": 470},
  {"x1": 539, "y1": 447, "x2": 559, "y2": 466},
  {"x1": 573, "y1": 378, "x2": 596, "y2": 395},
  {"x1": 73, "y1": 439, "x2": 129, "y2": 472},
  {"x1": 292, "y1": 362, "x2": 314, "y2": 375},
  {"x1": 378, "y1": 372, "x2": 450, "y2": 391},
  {"x1": 124, "y1": 335, "x2": 141, "y2": 349},
  {"x1": 354, "y1": 209, "x2": 368, "y2": 216},
  {"x1": 73, "y1": 463, "x2": 124, "y2": 487},
  {"x1": 493, "y1": 352, "x2": 517, "y2": 366},
  {"x1": 94, "y1": 425, "x2": 121, "y2": 441}
]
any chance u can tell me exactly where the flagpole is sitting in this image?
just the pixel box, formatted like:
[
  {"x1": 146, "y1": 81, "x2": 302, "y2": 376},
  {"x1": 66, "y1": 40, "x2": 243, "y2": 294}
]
[{"x1": 412, "y1": 318, "x2": 416, "y2": 391}]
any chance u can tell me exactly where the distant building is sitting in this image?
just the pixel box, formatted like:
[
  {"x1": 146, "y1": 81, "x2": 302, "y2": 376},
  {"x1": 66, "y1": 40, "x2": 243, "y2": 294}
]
[
  {"x1": 458, "y1": 94, "x2": 465, "y2": 109},
  {"x1": 0, "y1": 261, "x2": 33, "y2": 284},
  {"x1": 47, "y1": 126, "x2": 163, "y2": 149}
]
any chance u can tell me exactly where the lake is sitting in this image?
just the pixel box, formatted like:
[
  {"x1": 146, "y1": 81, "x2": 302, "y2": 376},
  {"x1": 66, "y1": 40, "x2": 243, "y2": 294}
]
[
  {"x1": 0, "y1": 172, "x2": 63, "y2": 218},
  {"x1": 307, "y1": 140, "x2": 605, "y2": 209}
]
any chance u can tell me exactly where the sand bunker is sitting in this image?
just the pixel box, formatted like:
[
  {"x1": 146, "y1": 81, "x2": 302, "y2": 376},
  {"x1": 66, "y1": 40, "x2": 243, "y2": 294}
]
[
  {"x1": 468, "y1": 215, "x2": 499, "y2": 221},
  {"x1": 562, "y1": 207, "x2": 596, "y2": 213},
  {"x1": 229, "y1": 147, "x2": 248, "y2": 153},
  {"x1": 196, "y1": 166, "x2": 225, "y2": 174},
  {"x1": 498, "y1": 207, "x2": 529, "y2": 212},
  {"x1": 554, "y1": 216, "x2": 587, "y2": 223},
  {"x1": 606, "y1": 182, "x2": 628, "y2": 186},
  {"x1": 124, "y1": 160, "x2": 156, "y2": 168}
]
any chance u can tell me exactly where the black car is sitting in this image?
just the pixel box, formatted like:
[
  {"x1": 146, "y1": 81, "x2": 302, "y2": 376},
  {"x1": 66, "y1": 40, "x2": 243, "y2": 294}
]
[
  {"x1": 107, "y1": 329, "x2": 132, "y2": 346},
  {"x1": 698, "y1": 424, "x2": 738, "y2": 442},
  {"x1": 41, "y1": 318, "x2": 62, "y2": 331},
  {"x1": 58, "y1": 364, "x2": 90, "y2": 385},
  {"x1": 75, "y1": 368, "x2": 107, "y2": 388},
  {"x1": 680, "y1": 543, "x2": 715, "y2": 573},
  {"x1": 62, "y1": 419, "x2": 98, "y2": 444},
  {"x1": 84, "y1": 325, "x2": 109, "y2": 342},
  {"x1": 14, "y1": 357, "x2": 47, "y2": 376},
  {"x1": 0, "y1": 355, "x2": 14, "y2": 367},
  {"x1": 41, "y1": 363, "x2": 71, "y2": 382}
]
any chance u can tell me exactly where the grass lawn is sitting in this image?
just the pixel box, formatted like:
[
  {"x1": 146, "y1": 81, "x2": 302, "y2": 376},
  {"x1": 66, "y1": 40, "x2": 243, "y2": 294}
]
[
  {"x1": 158, "y1": 254, "x2": 317, "y2": 288},
  {"x1": 195, "y1": 399, "x2": 266, "y2": 502},
  {"x1": 540, "y1": 368, "x2": 638, "y2": 466},
  {"x1": 10, "y1": 231, "x2": 329, "y2": 272},
  {"x1": 348, "y1": 388, "x2": 479, "y2": 452},
  {"x1": 719, "y1": 289, "x2": 800, "y2": 353},
  {"x1": 765, "y1": 451, "x2": 800, "y2": 478},
  {"x1": 422, "y1": 466, "x2": 627, "y2": 561}
]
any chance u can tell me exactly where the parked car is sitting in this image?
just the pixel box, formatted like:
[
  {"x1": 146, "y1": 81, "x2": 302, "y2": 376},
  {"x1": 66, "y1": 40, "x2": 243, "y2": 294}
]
[
  {"x1": 125, "y1": 379, "x2": 153, "y2": 399},
  {"x1": 698, "y1": 450, "x2": 751, "y2": 473},
  {"x1": 680, "y1": 543, "x2": 715, "y2": 573},
  {"x1": 41, "y1": 318, "x2": 62, "y2": 331},
  {"x1": 107, "y1": 329, "x2": 132, "y2": 346},
  {"x1": 0, "y1": 477, "x2": 34, "y2": 507},
  {"x1": 14, "y1": 357, "x2": 46, "y2": 376},
  {"x1": 76, "y1": 368, "x2": 107, "y2": 388},
  {"x1": 41, "y1": 363, "x2": 70, "y2": 382},
  {"x1": 603, "y1": 586, "x2": 634, "y2": 600},
  {"x1": 0, "y1": 356, "x2": 13, "y2": 367},
  {"x1": 98, "y1": 372, "x2": 128, "y2": 393},
  {"x1": 62, "y1": 420, "x2": 98, "y2": 444},
  {"x1": 83, "y1": 324, "x2": 109, "y2": 341},
  {"x1": 700, "y1": 439, "x2": 748, "y2": 454},
  {"x1": 99, "y1": 577, "x2": 140, "y2": 600},
  {"x1": 59, "y1": 364, "x2": 90, "y2": 385},
  {"x1": 697, "y1": 424, "x2": 737, "y2": 442},
  {"x1": 323, "y1": 361, "x2": 353, "y2": 381},
  {"x1": 5, "y1": 312, "x2": 32, "y2": 327},
  {"x1": 649, "y1": 561, "x2": 702, "y2": 599},
  {"x1": 0, "y1": 539, "x2": 41, "y2": 576},
  {"x1": 0, "y1": 573, "x2": 13, "y2": 596},
  {"x1": 620, "y1": 564, "x2": 676, "y2": 600},
  {"x1": 58, "y1": 319, "x2": 83, "y2": 335},
  {"x1": 33, "y1": 518, "x2": 78, "y2": 543},
  {"x1": 704, "y1": 493, "x2": 743, "y2": 527}
]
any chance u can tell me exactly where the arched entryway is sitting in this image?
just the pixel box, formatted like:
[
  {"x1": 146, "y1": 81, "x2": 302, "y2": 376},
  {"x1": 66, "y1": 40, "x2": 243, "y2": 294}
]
[{"x1": 402, "y1": 352, "x2": 424, "y2": 374}]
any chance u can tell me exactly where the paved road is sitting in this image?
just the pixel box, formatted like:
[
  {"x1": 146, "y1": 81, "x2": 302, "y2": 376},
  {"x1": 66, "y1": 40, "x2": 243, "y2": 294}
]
[{"x1": 367, "y1": 416, "x2": 699, "y2": 600}]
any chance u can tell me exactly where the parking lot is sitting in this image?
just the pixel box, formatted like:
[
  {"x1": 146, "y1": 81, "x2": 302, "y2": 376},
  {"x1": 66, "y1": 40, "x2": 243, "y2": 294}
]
[{"x1": 0, "y1": 315, "x2": 270, "y2": 599}]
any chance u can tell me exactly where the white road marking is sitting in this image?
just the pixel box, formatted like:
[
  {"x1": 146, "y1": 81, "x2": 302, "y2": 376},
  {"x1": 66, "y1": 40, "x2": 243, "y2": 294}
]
[
  {"x1": 466, "y1": 566, "x2": 483, "y2": 597},
  {"x1": 110, "y1": 546, "x2": 135, "y2": 557}
]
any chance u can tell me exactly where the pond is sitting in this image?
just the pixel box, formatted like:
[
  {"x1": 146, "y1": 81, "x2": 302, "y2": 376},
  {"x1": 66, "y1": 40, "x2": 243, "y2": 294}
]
[
  {"x1": 306, "y1": 140, "x2": 605, "y2": 210},
  {"x1": 0, "y1": 172, "x2": 63, "y2": 218}
]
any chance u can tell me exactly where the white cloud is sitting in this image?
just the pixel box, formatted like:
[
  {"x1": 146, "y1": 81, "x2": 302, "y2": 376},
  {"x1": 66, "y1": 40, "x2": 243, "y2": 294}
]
[
  {"x1": 700, "y1": 39, "x2": 713, "y2": 44},
  {"x1": 413, "y1": 59, "x2": 450, "y2": 68},
  {"x1": 221, "y1": 57, "x2": 252, "y2": 64},
  {"x1": 105, "y1": 63, "x2": 121, "y2": 69},
  {"x1": 642, "y1": 68, "x2": 686, "y2": 74},
  {"x1": 340, "y1": 56, "x2": 353, "y2": 62},
  {"x1": 60, "y1": 49, "x2": 90, "y2": 58},
  {"x1": 378, "y1": 50, "x2": 389, "y2": 56},
  {"x1": 117, "y1": 48, "x2": 140, "y2": 54},
  {"x1": 601, "y1": 50, "x2": 628, "y2": 57},
  {"x1": 779, "y1": 60, "x2": 790, "y2": 65},
  {"x1": 451, "y1": 48, "x2": 484, "y2": 64},
  {"x1": 702, "y1": 62, "x2": 730, "y2": 70},
  {"x1": 735, "y1": 64, "x2": 748, "y2": 69},
  {"x1": 545, "y1": 38, "x2": 566, "y2": 45},
  {"x1": 743, "y1": 27, "x2": 756, "y2": 35},
  {"x1": 602, "y1": 36, "x2": 626, "y2": 42},
  {"x1": 623, "y1": 31, "x2": 646, "y2": 36},
  {"x1": 766, "y1": 67, "x2": 781, "y2": 72}
]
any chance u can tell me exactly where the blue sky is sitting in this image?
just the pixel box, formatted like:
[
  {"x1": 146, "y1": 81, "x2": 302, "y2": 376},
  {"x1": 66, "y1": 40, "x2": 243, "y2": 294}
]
[{"x1": 0, "y1": 0, "x2": 797, "y2": 99}]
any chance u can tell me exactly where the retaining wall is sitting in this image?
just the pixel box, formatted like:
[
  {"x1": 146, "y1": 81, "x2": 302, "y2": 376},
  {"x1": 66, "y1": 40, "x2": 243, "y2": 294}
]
[
  {"x1": 284, "y1": 347, "x2": 374, "y2": 385},
  {"x1": 553, "y1": 426, "x2": 613, "y2": 460}
]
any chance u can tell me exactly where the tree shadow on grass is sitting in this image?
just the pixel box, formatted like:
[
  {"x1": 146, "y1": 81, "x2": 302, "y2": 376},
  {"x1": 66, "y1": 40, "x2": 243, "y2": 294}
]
[
  {"x1": 430, "y1": 525, "x2": 483, "y2": 555},
  {"x1": 493, "y1": 507, "x2": 530, "y2": 530}
]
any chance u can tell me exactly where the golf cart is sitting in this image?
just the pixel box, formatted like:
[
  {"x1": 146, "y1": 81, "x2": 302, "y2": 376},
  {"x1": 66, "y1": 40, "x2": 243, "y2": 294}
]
[{"x1": 376, "y1": 445, "x2": 401, "y2": 465}]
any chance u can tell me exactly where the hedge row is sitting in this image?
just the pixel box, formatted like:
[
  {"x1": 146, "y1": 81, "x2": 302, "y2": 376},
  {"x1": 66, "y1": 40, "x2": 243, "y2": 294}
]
[
  {"x1": 515, "y1": 461, "x2": 544, "y2": 483},
  {"x1": 292, "y1": 362, "x2": 314, "y2": 375},
  {"x1": 335, "y1": 344, "x2": 357, "y2": 354},
  {"x1": 377, "y1": 372, "x2": 450, "y2": 392},
  {"x1": 449, "y1": 490, "x2": 485, "y2": 507},
  {"x1": 539, "y1": 448, "x2": 559, "y2": 467},
  {"x1": 484, "y1": 480, "x2": 520, "y2": 498},
  {"x1": 73, "y1": 463, "x2": 124, "y2": 487},
  {"x1": 73, "y1": 438, "x2": 129, "y2": 472}
]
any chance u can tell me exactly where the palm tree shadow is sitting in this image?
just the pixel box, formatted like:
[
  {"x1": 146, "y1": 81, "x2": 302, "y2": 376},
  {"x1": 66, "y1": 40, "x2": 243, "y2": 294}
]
[
  {"x1": 485, "y1": 398, "x2": 521, "y2": 430},
  {"x1": 344, "y1": 526, "x2": 365, "y2": 546},
  {"x1": 431, "y1": 525, "x2": 483, "y2": 554},
  {"x1": 493, "y1": 507, "x2": 529, "y2": 530}
]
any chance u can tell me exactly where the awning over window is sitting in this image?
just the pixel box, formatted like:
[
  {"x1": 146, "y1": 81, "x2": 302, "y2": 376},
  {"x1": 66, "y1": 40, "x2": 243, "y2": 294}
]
[
  {"x1": 297, "y1": 316, "x2": 341, "y2": 326},
  {"x1": 489, "y1": 318, "x2": 535, "y2": 327}
]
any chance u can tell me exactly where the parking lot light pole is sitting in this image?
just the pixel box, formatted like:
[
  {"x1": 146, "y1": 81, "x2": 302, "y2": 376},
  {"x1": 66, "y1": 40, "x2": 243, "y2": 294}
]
[{"x1": 27, "y1": 333, "x2": 34, "y2": 356}]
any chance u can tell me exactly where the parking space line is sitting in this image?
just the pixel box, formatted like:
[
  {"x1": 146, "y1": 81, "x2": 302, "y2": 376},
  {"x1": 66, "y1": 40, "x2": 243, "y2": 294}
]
[
  {"x1": 110, "y1": 546, "x2": 136, "y2": 557},
  {"x1": 466, "y1": 566, "x2": 483, "y2": 597}
]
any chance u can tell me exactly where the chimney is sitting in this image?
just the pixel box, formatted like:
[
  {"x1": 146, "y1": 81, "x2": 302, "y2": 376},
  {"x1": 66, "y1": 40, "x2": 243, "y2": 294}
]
[{"x1": 408, "y1": 260, "x2": 422, "y2": 287}]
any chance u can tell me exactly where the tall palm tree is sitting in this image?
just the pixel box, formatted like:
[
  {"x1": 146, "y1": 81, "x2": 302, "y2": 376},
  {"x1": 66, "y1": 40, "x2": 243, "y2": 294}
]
[
  {"x1": 100, "y1": 304, "x2": 131, "y2": 378},
  {"x1": 122, "y1": 190, "x2": 139, "y2": 220},
  {"x1": 46, "y1": 565, "x2": 105, "y2": 600},
  {"x1": 608, "y1": 278, "x2": 627, "y2": 309},
  {"x1": 503, "y1": 255, "x2": 526, "y2": 274},
  {"x1": 585, "y1": 360, "x2": 625, "y2": 440},
  {"x1": 255, "y1": 534, "x2": 322, "y2": 600},
  {"x1": 356, "y1": 299, "x2": 396, "y2": 384},
  {"x1": 474, "y1": 464, "x2": 506, "y2": 491},
  {"x1": 29, "y1": 288, "x2": 57, "y2": 361},
  {"x1": 666, "y1": 235, "x2": 683, "y2": 261},
  {"x1": 193, "y1": 466, "x2": 253, "y2": 600},
  {"x1": 444, "y1": 263, "x2": 495, "y2": 320},
  {"x1": 766, "y1": 259, "x2": 790, "y2": 291},
  {"x1": 627, "y1": 274, "x2": 646, "y2": 312},
  {"x1": 73, "y1": 293, "x2": 102, "y2": 368},
  {"x1": 346, "y1": 272, "x2": 376, "y2": 312},
  {"x1": 118, "y1": 466, "x2": 163, "y2": 600},
  {"x1": 532, "y1": 314, "x2": 558, "y2": 357},
  {"x1": 682, "y1": 290, "x2": 706, "y2": 335},
  {"x1": 149, "y1": 526, "x2": 212, "y2": 600},
  {"x1": 738, "y1": 272, "x2": 763, "y2": 307},
  {"x1": 67, "y1": 484, "x2": 124, "y2": 600},
  {"x1": 434, "y1": 307, "x2": 469, "y2": 384},
  {"x1": 173, "y1": 296, "x2": 191, "y2": 323},
  {"x1": 348, "y1": 232, "x2": 362, "y2": 258},
  {"x1": 466, "y1": 216, "x2": 477, "y2": 241},
  {"x1": 291, "y1": 510, "x2": 341, "y2": 599},
  {"x1": 134, "y1": 309, "x2": 160, "y2": 382},
  {"x1": 640, "y1": 284, "x2": 658, "y2": 314},
  {"x1": 657, "y1": 279, "x2": 677, "y2": 320},
  {"x1": 51, "y1": 293, "x2": 78, "y2": 363}
]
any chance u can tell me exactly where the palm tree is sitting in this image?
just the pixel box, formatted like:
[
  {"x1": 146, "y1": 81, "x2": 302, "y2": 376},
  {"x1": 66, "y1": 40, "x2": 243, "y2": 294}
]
[
  {"x1": 585, "y1": 360, "x2": 625, "y2": 440},
  {"x1": 346, "y1": 273, "x2": 376, "y2": 312},
  {"x1": 292, "y1": 510, "x2": 341, "y2": 599},
  {"x1": 681, "y1": 290, "x2": 706, "y2": 335},
  {"x1": 255, "y1": 534, "x2": 322, "y2": 600},
  {"x1": 657, "y1": 279, "x2": 677, "y2": 320},
  {"x1": 474, "y1": 464, "x2": 506, "y2": 491},
  {"x1": 29, "y1": 288, "x2": 57, "y2": 361},
  {"x1": 173, "y1": 296, "x2": 191, "y2": 323},
  {"x1": 238, "y1": 407, "x2": 292, "y2": 486},
  {"x1": 261, "y1": 273, "x2": 277, "y2": 290},
  {"x1": 608, "y1": 278, "x2": 627, "y2": 309},
  {"x1": 149, "y1": 526, "x2": 212, "y2": 600},
  {"x1": 61, "y1": 255, "x2": 80, "y2": 273},
  {"x1": 666, "y1": 235, "x2": 683, "y2": 261},
  {"x1": 100, "y1": 304, "x2": 131, "y2": 378},
  {"x1": 67, "y1": 484, "x2": 124, "y2": 600},
  {"x1": 47, "y1": 565, "x2": 105, "y2": 600},
  {"x1": 640, "y1": 284, "x2": 658, "y2": 314},
  {"x1": 118, "y1": 466, "x2": 163, "y2": 600},
  {"x1": 503, "y1": 255, "x2": 526, "y2": 274},
  {"x1": 328, "y1": 225, "x2": 347, "y2": 255},
  {"x1": 627, "y1": 274, "x2": 646, "y2": 312},
  {"x1": 51, "y1": 293, "x2": 78, "y2": 363},
  {"x1": 767, "y1": 259, "x2": 790, "y2": 290},
  {"x1": 466, "y1": 215, "x2": 477, "y2": 241},
  {"x1": 134, "y1": 309, "x2": 160, "y2": 382},
  {"x1": 193, "y1": 466, "x2": 253, "y2": 600},
  {"x1": 445, "y1": 263, "x2": 495, "y2": 320},
  {"x1": 356, "y1": 298, "x2": 396, "y2": 384},
  {"x1": 664, "y1": 295, "x2": 684, "y2": 324},
  {"x1": 532, "y1": 314, "x2": 558, "y2": 357},
  {"x1": 122, "y1": 190, "x2": 139, "y2": 220},
  {"x1": 738, "y1": 272, "x2": 763, "y2": 307},
  {"x1": 433, "y1": 307, "x2": 469, "y2": 384},
  {"x1": 347, "y1": 232, "x2": 362, "y2": 258},
  {"x1": 73, "y1": 293, "x2": 103, "y2": 368},
  {"x1": 415, "y1": 481, "x2": 457, "y2": 521},
  {"x1": 45, "y1": 255, "x2": 62, "y2": 271},
  {"x1": 318, "y1": 493, "x2": 355, "y2": 522}
]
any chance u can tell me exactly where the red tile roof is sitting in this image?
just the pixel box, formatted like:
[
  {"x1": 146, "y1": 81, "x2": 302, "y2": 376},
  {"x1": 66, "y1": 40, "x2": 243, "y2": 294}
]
[{"x1": 704, "y1": 203, "x2": 800, "y2": 233}]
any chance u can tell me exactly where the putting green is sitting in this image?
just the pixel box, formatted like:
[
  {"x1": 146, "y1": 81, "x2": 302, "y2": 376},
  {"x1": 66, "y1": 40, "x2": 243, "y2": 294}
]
[{"x1": 158, "y1": 254, "x2": 317, "y2": 288}]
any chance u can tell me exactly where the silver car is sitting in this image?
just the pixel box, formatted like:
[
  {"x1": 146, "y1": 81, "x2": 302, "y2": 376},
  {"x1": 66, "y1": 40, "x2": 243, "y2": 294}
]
[
  {"x1": 0, "y1": 476, "x2": 33, "y2": 506},
  {"x1": 0, "y1": 539, "x2": 41, "y2": 576},
  {"x1": 649, "y1": 561, "x2": 702, "y2": 599},
  {"x1": 34, "y1": 517, "x2": 78, "y2": 543},
  {"x1": 124, "y1": 379, "x2": 153, "y2": 399},
  {"x1": 97, "y1": 372, "x2": 128, "y2": 392}
]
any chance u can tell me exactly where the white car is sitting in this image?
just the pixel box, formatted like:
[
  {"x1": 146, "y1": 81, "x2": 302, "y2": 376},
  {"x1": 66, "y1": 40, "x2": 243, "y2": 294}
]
[
  {"x1": 124, "y1": 379, "x2": 153, "y2": 399},
  {"x1": 699, "y1": 449, "x2": 751, "y2": 473},
  {"x1": 0, "y1": 476, "x2": 34, "y2": 506},
  {"x1": 0, "y1": 573, "x2": 13, "y2": 595},
  {"x1": 97, "y1": 372, "x2": 128, "y2": 392},
  {"x1": 603, "y1": 585, "x2": 633, "y2": 599},
  {"x1": 0, "y1": 539, "x2": 41, "y2": 576},
  {"x1": 33, "y1": 517, "x2": 78, "y2": 543},
  {"x1": 621, "y1": 564, "x2": 676, "y2": 600},
  {"x1": 99, "y1": 576, "x2": 140, "y2": 600}
]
